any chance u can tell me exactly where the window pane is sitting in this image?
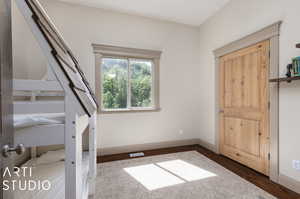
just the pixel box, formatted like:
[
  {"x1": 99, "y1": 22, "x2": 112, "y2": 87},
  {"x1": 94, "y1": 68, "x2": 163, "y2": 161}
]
[
  {"x1": 102, "y1": 58, "x2": 128, "y2": 109},
  {"x1": 130, "y1": 59, "x2": 153, "y2": 108}
]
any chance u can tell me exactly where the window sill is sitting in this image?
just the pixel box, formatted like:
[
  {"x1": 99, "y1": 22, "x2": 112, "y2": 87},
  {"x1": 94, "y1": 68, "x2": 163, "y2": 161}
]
[{"x1": 98, "y1": 107, "x2": 161, "y2": 114}]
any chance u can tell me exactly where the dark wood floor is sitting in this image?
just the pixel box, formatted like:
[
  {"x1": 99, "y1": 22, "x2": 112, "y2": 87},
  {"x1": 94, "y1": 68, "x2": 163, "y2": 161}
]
[{"x1": 98, "y1": 145, "x2": 300, "y2": 199}]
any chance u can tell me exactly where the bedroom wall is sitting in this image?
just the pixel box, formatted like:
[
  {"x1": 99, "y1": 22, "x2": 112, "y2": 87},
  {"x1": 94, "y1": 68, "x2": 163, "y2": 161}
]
[
  {"x1": 197, "y1": 0, "x2": 300, "y2": 184},
  {"x1": 12, "y1": 1, "x2": 46, "y2": 79},
  {"x1": 12, "y1": 1, "x2": 202, "y2": 149}
]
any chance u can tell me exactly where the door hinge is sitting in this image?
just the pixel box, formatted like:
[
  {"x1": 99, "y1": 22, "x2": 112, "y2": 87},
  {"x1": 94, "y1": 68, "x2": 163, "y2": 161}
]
[
  {"x1": 268, "y1": 102, "x2": 271, "y2": 110},
  {"x1": 268, "y1": 153, "x2": 270, "y2": 160}
]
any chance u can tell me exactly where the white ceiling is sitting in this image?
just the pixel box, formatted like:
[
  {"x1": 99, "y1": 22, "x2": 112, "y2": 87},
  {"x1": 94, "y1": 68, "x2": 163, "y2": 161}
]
[{"x1": 58, "y1": 0, "x2": 230, "y2": 26}]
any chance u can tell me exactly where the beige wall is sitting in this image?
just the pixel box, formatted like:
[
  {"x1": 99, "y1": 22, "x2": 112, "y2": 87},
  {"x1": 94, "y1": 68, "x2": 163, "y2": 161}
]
[
  {"x1": 12, "y1": 1, "x2": 202, "y2": 149},
  {"x1": 198, "y1": 0, "x2": 300, "y2": 183},
  {"x1": 12, "y1": 1, "x2": 46, "y2": 79}
]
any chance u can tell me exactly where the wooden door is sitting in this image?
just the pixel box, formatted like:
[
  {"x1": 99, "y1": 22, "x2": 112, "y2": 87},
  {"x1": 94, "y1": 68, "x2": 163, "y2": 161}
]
[
  {"x1": 219, "y1": 41, "x2": 270, "y2": 175},
  {"x1": 0, "y1": 0, "x2": 14, "y2": 198}
]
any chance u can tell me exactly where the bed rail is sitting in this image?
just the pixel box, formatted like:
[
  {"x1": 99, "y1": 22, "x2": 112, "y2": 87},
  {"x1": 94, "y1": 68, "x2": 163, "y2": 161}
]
[
  {"x1": 14, "y1": 101, "x2": 64, "y2": 114},
  {"x1": 15, "y1": 124, "x2": 64, "y2": 147},
  {"x1": 13, "y1": 79, "x2": 64, "y2": 114},
  {"x1": 13, "y1": 79, "x2": 63, "y2": 92}
]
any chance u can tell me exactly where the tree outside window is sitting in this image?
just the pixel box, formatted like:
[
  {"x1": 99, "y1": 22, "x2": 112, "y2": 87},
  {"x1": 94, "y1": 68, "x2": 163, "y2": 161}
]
[{"x1": 101, "y1": 58, "x2": 153, "y2": 110}]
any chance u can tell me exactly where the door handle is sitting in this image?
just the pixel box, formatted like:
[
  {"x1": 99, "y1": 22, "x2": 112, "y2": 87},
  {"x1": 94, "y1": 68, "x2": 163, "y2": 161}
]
[
  {"x1": 2, "y1": 144, "x2": 25, "y2": 158},
  {"x1": 219, "y1": 110, "x2": 224, "y2": 113}
]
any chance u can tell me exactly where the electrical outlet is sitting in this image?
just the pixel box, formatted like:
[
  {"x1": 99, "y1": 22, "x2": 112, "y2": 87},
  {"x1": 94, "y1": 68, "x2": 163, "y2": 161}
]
[
  {"x1": 179, "y1": 129, "x2": 184, "y2": 135},
  {"x1": 292, "y1": 160, "x2": 300, "y2": 171}
]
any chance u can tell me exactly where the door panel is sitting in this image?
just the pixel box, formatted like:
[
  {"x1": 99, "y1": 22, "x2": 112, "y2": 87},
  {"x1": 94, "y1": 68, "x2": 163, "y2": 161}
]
[
  {"x1": 220, "y1": 41, "x2": 270, "y2": 175},
  {"x1": 224, "y1": 117, "x2": 260, "y2": 156},
  {"x1": 224, "y1": 51, "x2": 261, "y2": 109}
]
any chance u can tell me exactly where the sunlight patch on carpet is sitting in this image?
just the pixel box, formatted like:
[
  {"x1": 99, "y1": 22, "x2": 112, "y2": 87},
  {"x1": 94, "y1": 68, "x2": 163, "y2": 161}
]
[
  {"x1": 124, "y1": 160, "x2": 216, "y2": 191},
  {"x1": 157, "y1": 160, "x2": 217, "y2": 181},
  {"x1": 124, "y1": 164, "x2": 184, "y2": 190}
]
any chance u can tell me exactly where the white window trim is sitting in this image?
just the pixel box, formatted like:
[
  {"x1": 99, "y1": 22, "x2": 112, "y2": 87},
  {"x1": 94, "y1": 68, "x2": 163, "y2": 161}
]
[{"x1": 93, "y1": 44, "x2": 161, "y2": 113}]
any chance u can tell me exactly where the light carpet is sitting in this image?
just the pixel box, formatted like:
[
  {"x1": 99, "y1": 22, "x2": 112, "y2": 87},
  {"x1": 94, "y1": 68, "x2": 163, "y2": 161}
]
[{"x1": 95, "y1": 151, "x2": 277, "y2": 199}]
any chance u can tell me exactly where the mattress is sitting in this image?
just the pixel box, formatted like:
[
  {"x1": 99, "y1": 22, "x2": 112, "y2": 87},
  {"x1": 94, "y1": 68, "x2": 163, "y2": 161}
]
[
  {"x1": 13, "y1": 151, "x2": 90, "y2": 199},
  {"x1": 14, "y1": 113, "x2": 65, "y2": 129},
  {"x1": 14, "y1": 113, "x2": 89, "y2": 133}
]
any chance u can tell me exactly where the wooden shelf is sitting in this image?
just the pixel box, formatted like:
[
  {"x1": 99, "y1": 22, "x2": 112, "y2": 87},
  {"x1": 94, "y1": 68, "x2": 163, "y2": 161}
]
[
  {"x1": 269, "y1": 76, "x2": 300, "y2": 83},
  {"x1": 270, "y1": 43, "x2": 300, "y2": 83}
]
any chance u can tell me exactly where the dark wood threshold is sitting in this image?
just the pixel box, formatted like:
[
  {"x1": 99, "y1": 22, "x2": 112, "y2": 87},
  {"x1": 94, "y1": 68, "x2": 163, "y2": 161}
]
[{"x1": 97, "y1": 145, "x2": 300, "y2": 199}]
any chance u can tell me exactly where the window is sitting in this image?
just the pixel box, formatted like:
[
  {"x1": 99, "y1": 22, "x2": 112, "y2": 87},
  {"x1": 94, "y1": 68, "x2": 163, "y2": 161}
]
[
  {"x1": 93, "y1": 44, "x2": 161, "y2": 112},
  {"x1": 101, "y1": 57, "x2": 153, "y2": 110}
]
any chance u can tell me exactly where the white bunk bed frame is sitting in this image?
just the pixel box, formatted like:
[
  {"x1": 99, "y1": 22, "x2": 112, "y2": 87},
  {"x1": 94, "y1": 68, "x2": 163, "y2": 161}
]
[{"x1": 14, "y1": 0, "x2": 98, "y2": 198}]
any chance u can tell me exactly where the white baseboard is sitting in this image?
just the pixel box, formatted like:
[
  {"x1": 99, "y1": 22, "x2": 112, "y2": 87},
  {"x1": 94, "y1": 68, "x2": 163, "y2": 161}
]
[
  {"x1": 198, "y1": 139, "x2": 217, "y2": 153},
  {"x1": 278, "y1": 173, "x2": 300, "y2": 194},
  {"x1": 98, "y1": 139, "x2": 200, "y2": 156}
]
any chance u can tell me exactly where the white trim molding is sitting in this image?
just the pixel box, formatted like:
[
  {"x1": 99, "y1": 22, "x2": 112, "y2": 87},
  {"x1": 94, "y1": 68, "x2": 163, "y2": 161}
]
[
  {"x1": 97, "y1": 138, "x2": 216, "y2": 156},
  {"x1": 98, "y1": 139, "x2": 199, "y2": 156},
  {"x1": 92, "y1": 44, "x2": 162, "y2": 113},
  {"x1": 198, "y1": 139, "x2": 217, "y2": 153},
  {"x1": 213, "y1": 22, "x2": 281, "y2": 57},
  {"x1": 279, "y1": 174, "x2": 300, "y2": 194},
  {"x1": 92, "y1": 44, "x2": 162, "y2": 59}
]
